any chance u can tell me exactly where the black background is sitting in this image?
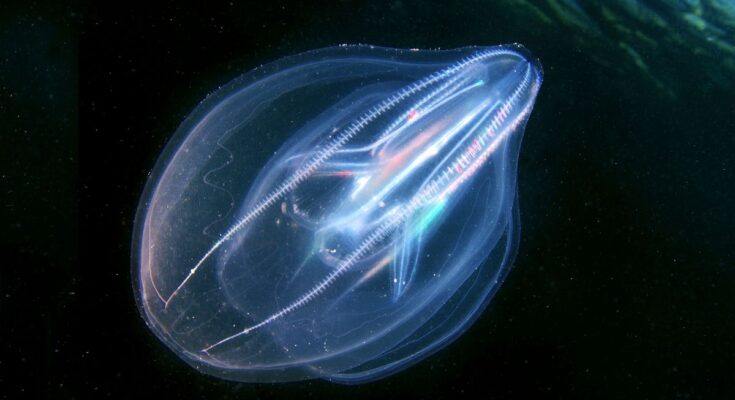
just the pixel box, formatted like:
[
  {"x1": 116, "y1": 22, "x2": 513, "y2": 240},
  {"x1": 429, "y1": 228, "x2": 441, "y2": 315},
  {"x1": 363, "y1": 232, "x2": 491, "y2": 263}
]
[{"x1": 3, "y1": 1, "x2": 734, "y2": 399}]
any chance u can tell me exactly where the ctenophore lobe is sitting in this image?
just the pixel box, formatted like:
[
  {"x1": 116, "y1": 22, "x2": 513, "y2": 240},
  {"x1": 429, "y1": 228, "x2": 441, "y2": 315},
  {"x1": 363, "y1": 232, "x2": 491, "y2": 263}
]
[{"x1": 133, "y1": 44, "x2": 543, "y2": 383}]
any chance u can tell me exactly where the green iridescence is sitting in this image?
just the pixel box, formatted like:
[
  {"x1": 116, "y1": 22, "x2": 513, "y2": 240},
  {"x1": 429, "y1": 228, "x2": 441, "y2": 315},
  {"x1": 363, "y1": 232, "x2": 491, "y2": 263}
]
[{"x1": 414, "y1": 198, "x2": 448, "y2": 236}]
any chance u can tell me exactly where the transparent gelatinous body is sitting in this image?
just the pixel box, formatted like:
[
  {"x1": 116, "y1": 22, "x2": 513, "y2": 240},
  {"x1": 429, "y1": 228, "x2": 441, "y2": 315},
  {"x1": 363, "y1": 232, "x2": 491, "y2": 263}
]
[{"x1": 133, "y1": 44, "x2": 543, "y2": 383}]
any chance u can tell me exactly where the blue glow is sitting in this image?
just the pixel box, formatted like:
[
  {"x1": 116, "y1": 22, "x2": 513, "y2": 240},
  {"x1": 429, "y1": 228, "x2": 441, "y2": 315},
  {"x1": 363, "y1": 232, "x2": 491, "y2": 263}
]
[{"x1": 132, "y1": 44, "x2": 543, "y2": 383}]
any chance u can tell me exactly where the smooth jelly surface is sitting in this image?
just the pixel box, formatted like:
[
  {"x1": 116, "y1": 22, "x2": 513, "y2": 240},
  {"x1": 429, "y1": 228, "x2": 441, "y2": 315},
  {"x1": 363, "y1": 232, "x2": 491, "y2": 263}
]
[{"x1": 133, "y1": 44, "x2": 543, "y2": 383}]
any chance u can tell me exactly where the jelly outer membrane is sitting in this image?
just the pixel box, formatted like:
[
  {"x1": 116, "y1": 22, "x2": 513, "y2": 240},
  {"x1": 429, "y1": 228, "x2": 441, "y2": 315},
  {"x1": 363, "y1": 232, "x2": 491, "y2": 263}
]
[{"x1": 133, "y1": 44, "x2": 543, "y2": 383}]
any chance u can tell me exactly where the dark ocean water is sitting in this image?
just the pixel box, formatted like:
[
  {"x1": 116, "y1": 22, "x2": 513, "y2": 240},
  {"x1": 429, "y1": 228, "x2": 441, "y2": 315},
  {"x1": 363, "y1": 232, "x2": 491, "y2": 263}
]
[{"x1": 2, "y1": 1, "x2": 734, "y2": 399}]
